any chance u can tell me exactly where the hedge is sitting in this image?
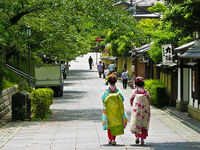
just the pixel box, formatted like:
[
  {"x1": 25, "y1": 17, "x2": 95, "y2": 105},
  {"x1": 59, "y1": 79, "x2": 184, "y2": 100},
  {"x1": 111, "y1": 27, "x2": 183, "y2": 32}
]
[
  {"x1": 144, "y1": 79, "x2": 169, "y2": 108},
  {"x1": 30, "y1": 88, "x2": 54, "y2": 119}
]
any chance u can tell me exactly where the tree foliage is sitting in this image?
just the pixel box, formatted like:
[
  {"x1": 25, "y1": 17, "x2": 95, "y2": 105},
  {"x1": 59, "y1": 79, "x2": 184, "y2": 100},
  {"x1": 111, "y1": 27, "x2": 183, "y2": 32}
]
[
  {"x1": 137, "y1": 0, "x2": 198, "y2": 64},
  {"x1": 147, "y1": 2, "x2": 168, "y2": 13},
  {"x1": 163, "y1": 0, "x2": 200, "y2": 34},
  {"x1": 137, "y1": 17, "x2": 194, "y2": 63},
  {"x1": 103, "y1": 27, "x2": 146, "y2": 57},
  {"x1": 0, "y1": 0, "x2": 145, "y2": 63}
]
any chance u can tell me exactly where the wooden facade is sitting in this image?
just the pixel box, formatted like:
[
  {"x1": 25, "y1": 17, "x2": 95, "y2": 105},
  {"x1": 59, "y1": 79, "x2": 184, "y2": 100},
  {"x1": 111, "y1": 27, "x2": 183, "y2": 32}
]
[
  {"x1": 116, "y1": 57, "x2": 132, "y2": 77},
  {"x1": 136, "y1": 61, "x2": 146, "y2": 78},
  {"x1": 157, "y1": 64, "x2": 178, "y2": 106},
  {"x1": 176, "y1": 40, "x2": 200, "y2": 120},
  {"x1": 177, "y1": 59, "x2": 200, "y2": 114},
  {"x1": 100, "y1": 56, "x2": 133, "y2": 77}
]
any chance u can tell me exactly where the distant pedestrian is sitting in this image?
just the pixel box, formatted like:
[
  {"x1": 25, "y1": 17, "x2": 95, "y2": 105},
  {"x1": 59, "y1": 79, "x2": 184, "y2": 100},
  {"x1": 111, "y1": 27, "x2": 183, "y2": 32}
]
[
  {"x1": 131, "y1": 62, "x2": 135, "y2": 77},
  {"x1": 108, "y1": 61, "x2": 116, "y2": 72},
  {"x1": 121, "y1": 69, "x2": 128, "y2": 89},
  {"x1": 88, "y1": 56, "x2": 93, "y2": 70},
  {"x1": 104, "y1": 65, "x2": 109, "y2": 85},
  {"x1": 102, "y1": 75, "x2": 127, "y2": 145},
  {"x1": 131, "y1": 62, "x2": 136, "y2": 88},
  {"x1": 102, "y1": 62, "x2": 106, "y2": 78},
  {"x1": 97, "y1": 61, "x2": 103, "y2": 78},
  {"x1": 129, "y1": 77, "x2": 151, "y2": 145},
  {"x1": 63, "y1": 68, "x2": 67, "y2": 79}
]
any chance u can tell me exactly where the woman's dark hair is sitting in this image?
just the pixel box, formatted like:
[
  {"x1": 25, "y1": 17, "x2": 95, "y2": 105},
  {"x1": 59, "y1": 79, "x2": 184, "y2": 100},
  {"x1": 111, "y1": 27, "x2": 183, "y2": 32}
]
[
  {"x1": 108, "y1": 75, "x2": 117, "y2": 85},
  {"x1": 135, "y1": 77, "x2": 144, "y2": 87}
]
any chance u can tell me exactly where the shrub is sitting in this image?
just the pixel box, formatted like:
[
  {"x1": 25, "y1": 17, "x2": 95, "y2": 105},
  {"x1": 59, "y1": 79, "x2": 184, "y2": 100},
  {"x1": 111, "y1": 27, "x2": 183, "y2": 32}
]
[
  {"x1": 144, "y1": 79, "x2": 168, "y2": 107},
  {"x1": 2, "y1": 69, "x2": 25, "y2": 90},
  {"x1": 30, "y1": 88, "x2": 54, "y2": 119},
  {"x1": 18, "y1": 82, "x2": 33, "y2": 93}
]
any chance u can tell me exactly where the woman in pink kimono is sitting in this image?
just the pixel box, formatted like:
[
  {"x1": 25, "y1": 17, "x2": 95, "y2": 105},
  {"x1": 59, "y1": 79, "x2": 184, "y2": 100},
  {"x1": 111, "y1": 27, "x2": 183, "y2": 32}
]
[{"x1": 129, "y1": 77, "x2": 150, "y2": 145}]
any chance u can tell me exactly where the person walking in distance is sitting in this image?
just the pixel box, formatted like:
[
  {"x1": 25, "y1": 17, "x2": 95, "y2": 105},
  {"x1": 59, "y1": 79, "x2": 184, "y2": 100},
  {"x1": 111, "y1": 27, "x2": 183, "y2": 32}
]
[
  {"x1": 102, "y1": 62, "x2": 106, "y2": 78},
  {"x1": 132, "y1": 62, "x2": 136, "y2": 88},
  {"x1": 88, "y1": 56, "x2": 93, "y2": 70},
  {"x1": 129, "y1": 77, "x2": 151, "y2": 145},
  {"x1": 97, "y1": 61, "x2": 103, "y2": 78},
  {"x1": 102, "y1": 75, "x2": 127, "y2": 145},
  {"x1": 104, "y1": 65, "x2": 109, "y2": 85},
  {"x1": 121, "y1": 69, "x2": 128, "y2": 89},
  {"x1": 108, "y1": 61, "x2": 116, "y2": 72}
]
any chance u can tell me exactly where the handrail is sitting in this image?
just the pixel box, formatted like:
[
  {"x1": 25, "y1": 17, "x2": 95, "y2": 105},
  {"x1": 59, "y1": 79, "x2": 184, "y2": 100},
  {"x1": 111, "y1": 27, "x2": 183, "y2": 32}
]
[{"x1": 5, "y1": 64, "x2": 33, "y2": 81}]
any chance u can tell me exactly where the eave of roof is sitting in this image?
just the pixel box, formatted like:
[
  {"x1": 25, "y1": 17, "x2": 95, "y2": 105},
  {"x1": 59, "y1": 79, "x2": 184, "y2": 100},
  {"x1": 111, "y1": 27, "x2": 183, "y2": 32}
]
[
  {"x1": 179, "y1": 40, "x2": 200, "y2": 58},
  {"x1": 133, "y1": 14, "x2": 160, "y2": 18},
  {"x1": 100, "y1": 57, "x2": 117, "y2": 60},
  {"x1": 180, "y1": 52, "x2": 200, "y2": 59},
  {"x1": 156, "y1": 63, "x2": 177, "y2": 68},
  {"x1": 113, "y1": 1, "x2": 132, "y2": 7},
  {"x1": 133, "y1": 42, "x2": 154, "y2": 53},
  {"x1": 174, "y1": 41, "x2": 195, "y2": 53}
]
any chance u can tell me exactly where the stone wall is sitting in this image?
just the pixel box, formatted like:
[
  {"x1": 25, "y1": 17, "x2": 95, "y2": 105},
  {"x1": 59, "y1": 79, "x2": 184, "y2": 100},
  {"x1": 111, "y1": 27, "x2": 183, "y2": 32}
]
[{"x1": 0, "y1": 85, "x2": 18, "y2": 119}]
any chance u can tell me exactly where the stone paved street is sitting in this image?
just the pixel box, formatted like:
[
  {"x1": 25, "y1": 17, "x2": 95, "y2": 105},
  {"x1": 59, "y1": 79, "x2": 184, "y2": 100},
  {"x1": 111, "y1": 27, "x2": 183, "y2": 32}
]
[{"x1": 0, "y1": 53, "x2": 200, "y2": 150}]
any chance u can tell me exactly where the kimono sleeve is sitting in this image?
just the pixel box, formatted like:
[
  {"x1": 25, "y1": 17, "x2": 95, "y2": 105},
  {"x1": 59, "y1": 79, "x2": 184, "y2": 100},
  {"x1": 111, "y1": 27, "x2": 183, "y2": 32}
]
[
  {"x1": 118, "y1": 90, "x2": 124, "y2": 102},
  {"x1": 102, "y1": 89, "x2": 109, "y2": 103},
  {"x1": 130, "y1": 89, "x2": 137, "y2": 106}
]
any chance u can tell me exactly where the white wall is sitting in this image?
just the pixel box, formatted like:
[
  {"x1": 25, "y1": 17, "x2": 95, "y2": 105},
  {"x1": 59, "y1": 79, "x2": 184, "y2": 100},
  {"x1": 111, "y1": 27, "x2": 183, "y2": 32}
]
[
  {"x1": 177, "y1": 68, "x2": 181, "y2": 101},
  {"x1": 194, "y1": 100, "x2": 198, "y2": 109},
  {"x1": 189, "y1": 69, "x2": 193, "y2": 106}
]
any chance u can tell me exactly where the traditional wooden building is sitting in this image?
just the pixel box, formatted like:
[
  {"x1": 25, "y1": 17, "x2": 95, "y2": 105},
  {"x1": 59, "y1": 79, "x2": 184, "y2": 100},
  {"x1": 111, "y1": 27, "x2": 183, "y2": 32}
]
[
  {"x1": 130, "y1": 42, "x2": 155, "y2": 79},
  {"x1": 176, "y1": 40, "x2": 200, "y2": 121},
  {"x1": 174, "y1": 41, "x2": 195, "y2": 111},
  {"x1": 156, "y1": 63, "x2": 177, "y2": 106},
  {"x1": 155, "y1": 41, "x2": 196, "y2": 108},
  {"x1": 113, "y1": 1, "x2": 161, "y2": 20}
]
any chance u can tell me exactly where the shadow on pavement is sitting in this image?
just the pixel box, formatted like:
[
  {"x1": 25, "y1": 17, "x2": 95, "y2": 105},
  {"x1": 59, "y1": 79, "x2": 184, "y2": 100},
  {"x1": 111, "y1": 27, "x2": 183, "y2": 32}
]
[
  {"x1": 146, "y1": 142, "x2": 200, "y2": 150},
  {"x1": 48, "y1": 108, "x2": 102, "y2": 122},
  {"x1": 68, "y1": 76, "x2": 98, "y2": 81},
  {"x1": 55, "y1": 90, "x2": 87, "y2": 101},
  {"x1": 67, "y1": 70, "x2": 98, "y2": 80},
  {"x1": 63, "y1": 82, "x2": 76, "y2": 86},
  {"x1": 101, "y1": 144, "x2": 125, "y2": 147},
  {"x1": 70, "y1": 69, "x2": 97, "y2": 73}
]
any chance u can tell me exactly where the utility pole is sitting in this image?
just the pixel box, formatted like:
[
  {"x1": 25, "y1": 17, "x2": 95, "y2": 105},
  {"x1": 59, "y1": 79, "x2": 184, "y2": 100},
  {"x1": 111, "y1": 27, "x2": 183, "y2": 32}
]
[{"x1": 26, "y1": 26, "x2": 31, "y2": 86}]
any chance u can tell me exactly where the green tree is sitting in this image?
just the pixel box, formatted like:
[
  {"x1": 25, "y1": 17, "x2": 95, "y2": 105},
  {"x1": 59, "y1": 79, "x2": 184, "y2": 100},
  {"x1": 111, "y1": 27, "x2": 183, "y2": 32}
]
[
  {"x1": 103, "y1": 28, "x2": 145, "y2": 57},
  {"x1": 137, "y1": 17, "x2": 194, "y2": 64},
  {"x1": 0, "y1": 0, "x2": 146, "y2": 90},
  {"x1": 164, "y1": 0, "x2": 200, "y2": 34},
  {"x1": 148, "y1": 2, "x2": 168, "y2": 13},
  {"x1": 0, "y1": 0, "x2": 145, "y2": 62}
]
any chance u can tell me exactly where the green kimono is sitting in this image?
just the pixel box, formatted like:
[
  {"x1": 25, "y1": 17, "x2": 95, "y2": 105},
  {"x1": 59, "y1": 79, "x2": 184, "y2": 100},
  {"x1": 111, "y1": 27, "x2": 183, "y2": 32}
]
[{"x1": 102, "y1": 88, "x2": 127, "y2": 136}]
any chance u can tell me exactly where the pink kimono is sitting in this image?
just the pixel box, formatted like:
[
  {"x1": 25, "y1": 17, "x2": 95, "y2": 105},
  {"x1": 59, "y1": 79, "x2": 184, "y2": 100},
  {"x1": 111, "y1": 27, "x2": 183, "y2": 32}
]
[{"x1": 130, "y1": 88, "x2": 150, "y2": 139}]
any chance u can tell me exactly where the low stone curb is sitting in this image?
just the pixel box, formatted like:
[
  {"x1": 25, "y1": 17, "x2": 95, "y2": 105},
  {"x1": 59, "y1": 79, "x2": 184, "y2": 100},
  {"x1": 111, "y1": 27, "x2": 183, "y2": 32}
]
[
  {"x1": 164, "y1": 107, "x2": 200, "y2": 134},
  {"x1": 0, "y1": 112, "x2": 11, "y2": 128}
]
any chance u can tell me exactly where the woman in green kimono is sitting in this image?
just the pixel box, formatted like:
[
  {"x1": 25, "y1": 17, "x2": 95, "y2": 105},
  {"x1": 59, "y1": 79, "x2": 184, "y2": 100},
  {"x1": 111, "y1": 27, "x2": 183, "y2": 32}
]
[{"x1": 102, "y1": 74, "x2": 127, "y2": 145}]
